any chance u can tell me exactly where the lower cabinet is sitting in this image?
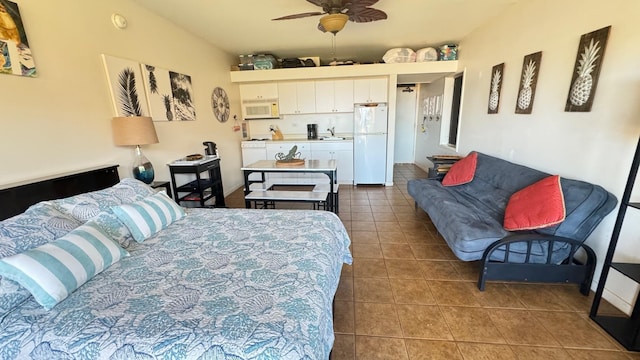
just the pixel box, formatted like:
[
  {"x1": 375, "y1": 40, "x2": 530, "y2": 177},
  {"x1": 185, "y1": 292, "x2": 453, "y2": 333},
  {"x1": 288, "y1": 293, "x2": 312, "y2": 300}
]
[
  {"x1": 266, "y1": 142, "x2": 312, "y2": 184},
  {"x1": 310, "y1": 142, "x2": 354, "y2": 184},
  {"x1": 265, "y1": 142, "x2": 311, "y2": 160},
  {"x1": 262, "y1": 141, "x2": 354, "y2": 185}
]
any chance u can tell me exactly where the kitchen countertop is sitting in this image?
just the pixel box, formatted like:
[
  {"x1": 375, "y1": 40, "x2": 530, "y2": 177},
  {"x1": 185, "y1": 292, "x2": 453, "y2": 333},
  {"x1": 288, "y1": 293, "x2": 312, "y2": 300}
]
[{"x1": 245, "y1": 137, "x2": 353, "y2": 142}]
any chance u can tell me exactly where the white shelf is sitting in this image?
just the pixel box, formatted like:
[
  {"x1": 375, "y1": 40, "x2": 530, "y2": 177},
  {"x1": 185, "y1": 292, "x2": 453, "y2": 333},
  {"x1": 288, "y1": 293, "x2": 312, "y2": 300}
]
[{"x1": 230, "y1": 61, "x2": 459, "y2": 83}]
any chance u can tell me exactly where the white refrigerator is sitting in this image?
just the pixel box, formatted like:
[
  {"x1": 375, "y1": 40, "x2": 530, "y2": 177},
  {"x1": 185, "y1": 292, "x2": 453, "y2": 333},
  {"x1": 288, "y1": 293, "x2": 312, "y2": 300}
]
[{"x1": 354, "y1": 103, "x2": 388, "y2": 184}]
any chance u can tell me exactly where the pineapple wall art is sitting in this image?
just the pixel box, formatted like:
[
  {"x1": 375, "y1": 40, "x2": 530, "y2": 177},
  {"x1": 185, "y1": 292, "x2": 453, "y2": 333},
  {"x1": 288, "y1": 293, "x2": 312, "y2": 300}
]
[
  {"x1": 141, "y1": 64, "x2": 176, "y2": 121},
  {"x1": 141, "y1": 63, "x2": 196, "y2": 121},
  {"x1": 515, "y1": 52, "x2": 542, "y2": 114},
  {"x1": 565, "y1": 26, "x2": 610, "y2": 112},
  {"x1": 488, "y1": 63, "x2": 504, "y2": 114}
]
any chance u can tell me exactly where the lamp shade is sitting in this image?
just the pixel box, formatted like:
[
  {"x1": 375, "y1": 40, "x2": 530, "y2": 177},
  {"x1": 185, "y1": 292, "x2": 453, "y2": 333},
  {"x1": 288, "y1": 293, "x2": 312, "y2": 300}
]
[
  {"x1": 111, "y1": 116, "x2": 159, "y2": 146},
  {"x1": 320, "y1": 13, "x2": 348, "y2": 34}
]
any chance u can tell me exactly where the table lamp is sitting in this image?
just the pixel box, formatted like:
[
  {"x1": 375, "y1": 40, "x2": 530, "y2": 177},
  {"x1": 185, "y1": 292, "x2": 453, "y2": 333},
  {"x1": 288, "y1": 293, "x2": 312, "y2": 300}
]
[{"x1": 111, "y1": 116, "x2": 159, "y2": 184}]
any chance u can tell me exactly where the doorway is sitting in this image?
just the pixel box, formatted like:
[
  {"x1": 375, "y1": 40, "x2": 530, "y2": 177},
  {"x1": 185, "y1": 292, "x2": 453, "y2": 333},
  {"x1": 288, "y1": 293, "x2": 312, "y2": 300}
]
[{"x1": 394, "y1": 85, "x2": 417, "y2": 164}]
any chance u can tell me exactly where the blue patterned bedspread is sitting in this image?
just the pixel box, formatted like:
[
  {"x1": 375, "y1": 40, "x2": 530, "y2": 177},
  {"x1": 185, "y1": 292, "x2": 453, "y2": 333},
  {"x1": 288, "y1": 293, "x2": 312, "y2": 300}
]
[{"x1": 0, "y1": 208, "x2": 352, "y2": 360}]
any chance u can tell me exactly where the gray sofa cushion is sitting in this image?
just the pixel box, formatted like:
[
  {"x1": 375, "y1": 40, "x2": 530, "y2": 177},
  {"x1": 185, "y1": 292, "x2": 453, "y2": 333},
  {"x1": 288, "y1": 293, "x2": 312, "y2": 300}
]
[{"x1": 407, "y1": 152, "x2": 617, "y2": 262}]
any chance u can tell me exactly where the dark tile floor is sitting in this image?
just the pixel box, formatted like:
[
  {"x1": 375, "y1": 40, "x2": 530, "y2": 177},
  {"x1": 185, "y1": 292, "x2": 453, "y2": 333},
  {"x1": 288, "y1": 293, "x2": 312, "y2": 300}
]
[{"x1": 225, "y1": 164, "x2": 637, "y2": 360}]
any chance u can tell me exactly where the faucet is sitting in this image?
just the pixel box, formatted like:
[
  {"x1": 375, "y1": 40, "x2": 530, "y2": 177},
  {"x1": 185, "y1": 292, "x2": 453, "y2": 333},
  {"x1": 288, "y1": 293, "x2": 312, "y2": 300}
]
[{"x1": 327, "y1": 127, "x2": 335, "y2": 137}]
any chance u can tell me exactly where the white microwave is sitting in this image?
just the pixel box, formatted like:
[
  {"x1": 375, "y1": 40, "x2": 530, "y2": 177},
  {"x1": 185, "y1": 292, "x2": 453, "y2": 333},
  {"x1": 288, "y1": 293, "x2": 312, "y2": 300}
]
[{"x1": 242, "y1": 100, "x2": 280, "y2": 120}]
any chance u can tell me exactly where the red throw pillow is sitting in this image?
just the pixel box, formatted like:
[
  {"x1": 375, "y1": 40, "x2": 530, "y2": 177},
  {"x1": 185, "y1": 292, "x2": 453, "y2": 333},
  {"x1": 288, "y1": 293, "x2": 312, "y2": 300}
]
[
  {"x1": 503, "y1": 175, "x2": 566, "y2": 231},
  {"x1": 442, "y1": 152, "x2": 478, "y2": 186}
]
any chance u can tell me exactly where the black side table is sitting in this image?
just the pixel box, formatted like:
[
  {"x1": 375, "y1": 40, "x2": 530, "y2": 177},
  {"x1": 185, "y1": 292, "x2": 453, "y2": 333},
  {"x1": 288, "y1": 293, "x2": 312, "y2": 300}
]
[
  {"x1": 150, "y1": 181, "x2": 172, "y2": 198},
  {"x1": 427, "y1": 155, "x2": 463, "y2": 179},
  {"x1": 167, "y1": 158, "x2": 225, "y2": 208}
]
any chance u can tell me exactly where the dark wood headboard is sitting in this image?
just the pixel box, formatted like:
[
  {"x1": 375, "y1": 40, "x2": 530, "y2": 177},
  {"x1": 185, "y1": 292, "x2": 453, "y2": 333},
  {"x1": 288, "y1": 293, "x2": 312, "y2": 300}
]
[{"x1": 0, "y1": 165, "x2": 120, "y2": 221}]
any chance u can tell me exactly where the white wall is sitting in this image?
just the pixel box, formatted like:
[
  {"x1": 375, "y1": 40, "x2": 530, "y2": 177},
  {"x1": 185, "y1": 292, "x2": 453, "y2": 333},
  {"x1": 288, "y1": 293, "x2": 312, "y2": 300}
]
[
  {"x1": 0, "y1": 0, "x2": 245, "y2": 193},
  {"x1": 457, "y1": 0, "x2": 640, "y2": 312}
]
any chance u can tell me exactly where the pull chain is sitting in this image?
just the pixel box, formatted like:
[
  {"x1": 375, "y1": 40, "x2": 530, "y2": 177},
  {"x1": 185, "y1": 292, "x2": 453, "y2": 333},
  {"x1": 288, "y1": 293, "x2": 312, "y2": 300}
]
[{"x1": 331, "y1": 34, "x2": 337, "y2": 63}]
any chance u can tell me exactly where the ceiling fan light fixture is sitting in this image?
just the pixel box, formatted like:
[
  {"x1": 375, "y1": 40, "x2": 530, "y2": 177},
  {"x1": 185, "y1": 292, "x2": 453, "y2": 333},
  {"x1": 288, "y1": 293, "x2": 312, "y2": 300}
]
[{"x1": 320, "y1": 13, "x2": 348, "y2": 34}]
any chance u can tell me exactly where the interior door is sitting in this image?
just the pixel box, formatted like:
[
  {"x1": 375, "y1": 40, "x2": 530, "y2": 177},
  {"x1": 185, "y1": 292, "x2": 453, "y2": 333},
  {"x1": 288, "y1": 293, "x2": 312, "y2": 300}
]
[{"x1": 394, "y1": 86, "x2": 417, "y2": 163}]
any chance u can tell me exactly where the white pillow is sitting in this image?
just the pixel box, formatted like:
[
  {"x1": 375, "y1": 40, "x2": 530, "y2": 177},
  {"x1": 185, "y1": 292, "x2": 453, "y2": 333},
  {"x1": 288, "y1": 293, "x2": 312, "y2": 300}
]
[
  {"x1": 382, "y1": 48, "x2": 416, "y2": 63},
  {"x1": 111, "y1": 191, "x2": 185, "y2": 242},
  {"x1": 0, "y1": 220, "x2": 129, "y2": 310}
]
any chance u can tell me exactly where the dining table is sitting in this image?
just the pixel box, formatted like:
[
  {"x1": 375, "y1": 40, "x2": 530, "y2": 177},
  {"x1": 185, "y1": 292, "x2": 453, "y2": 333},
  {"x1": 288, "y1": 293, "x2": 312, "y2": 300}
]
[{"x1": 241, "y1": 159, "x2": 338, "y2": 213}]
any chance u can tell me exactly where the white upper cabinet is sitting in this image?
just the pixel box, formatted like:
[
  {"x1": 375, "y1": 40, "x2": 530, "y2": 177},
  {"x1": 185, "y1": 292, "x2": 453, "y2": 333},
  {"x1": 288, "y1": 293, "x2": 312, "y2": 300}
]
[
  {"x1": 277, "y1": 82, "x2": 298, "y2": 114},
  {"x1": 278, "y1": 81, "x2": 316, "y2": 114},
  {"x1": 314, "y1": 81, "x2": 334, "y2": 113},
  {"x1": 239, "y1": 83, "x2": 278, "y2": 101},
  {"x1": 315, "y1": 79, "x2": 354, "y2": 113},
  {"x1": 353, "y1": 77, "x2": 388, "y2": 104},
  {"x1": 333, "y1": 80, "x2": 356, "y2": 111}
]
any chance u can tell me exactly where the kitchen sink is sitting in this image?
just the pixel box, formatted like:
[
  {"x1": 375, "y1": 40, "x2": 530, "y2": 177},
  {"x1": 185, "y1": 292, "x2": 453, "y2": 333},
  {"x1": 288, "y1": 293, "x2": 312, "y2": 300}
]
[{"x1": 320, "y1": 137, "x2": 345, "y2": 140}]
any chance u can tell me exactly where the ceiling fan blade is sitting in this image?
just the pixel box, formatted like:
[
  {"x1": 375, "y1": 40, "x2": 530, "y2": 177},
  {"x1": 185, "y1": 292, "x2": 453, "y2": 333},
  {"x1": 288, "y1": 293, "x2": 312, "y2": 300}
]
[
  {"x1": 345, "y1": 0, "x2": 381, "y2": 16},
  {"x1": 347, "y1": 7, "x2": 387, "y2": 22},
  {"x1": 347, "y1": 0, "x2": 380, "y2": 8},
  {"x1": 272, "y1": 12, "x2": 324, "y2": 21},
  {"x1": 307, "y1": 0, "x2": 336, "y2": 13},
  {"x1": 306, "y1": 0, "x2": 326, "y2": 6}
]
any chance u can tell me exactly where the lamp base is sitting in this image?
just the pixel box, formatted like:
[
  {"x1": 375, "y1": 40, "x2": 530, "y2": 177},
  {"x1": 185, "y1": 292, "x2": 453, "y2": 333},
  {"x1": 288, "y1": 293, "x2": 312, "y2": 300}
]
[{"x1": 132, "y1": 146, "x2": 155, "y2": 184}]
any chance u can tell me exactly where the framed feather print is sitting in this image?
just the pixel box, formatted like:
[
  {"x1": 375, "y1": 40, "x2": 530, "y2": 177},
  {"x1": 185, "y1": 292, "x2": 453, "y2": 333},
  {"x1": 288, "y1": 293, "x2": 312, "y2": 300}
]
[
  {"x1": 488, "y1": 63, "x2": 504, "y2": 114},
  {"x1": 565, "y1": 26, "x2": 610, "y2": 112},
  {"x1": 101, "y1": 54, "x2": 149, "y2": 117},
  {"x1": 515, "y1": 51, "x2": 542, "y2": 114}
]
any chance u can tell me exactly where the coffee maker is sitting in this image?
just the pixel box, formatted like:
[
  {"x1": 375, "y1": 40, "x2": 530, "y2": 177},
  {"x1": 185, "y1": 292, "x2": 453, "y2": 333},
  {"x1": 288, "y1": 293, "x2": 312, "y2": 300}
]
[{"x1": 307, "y1": 124, "x2": 318, "y2": 140}]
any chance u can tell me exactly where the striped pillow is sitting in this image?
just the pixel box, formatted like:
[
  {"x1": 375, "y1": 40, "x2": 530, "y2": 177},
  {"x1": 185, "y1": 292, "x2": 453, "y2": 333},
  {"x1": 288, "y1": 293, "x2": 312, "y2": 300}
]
[
  {"x1": 111, "y1": 191, "x2": 185, "y2": 242},
  {"x1": 0, "y1": 220, "x2": 128, "y2": 310}
]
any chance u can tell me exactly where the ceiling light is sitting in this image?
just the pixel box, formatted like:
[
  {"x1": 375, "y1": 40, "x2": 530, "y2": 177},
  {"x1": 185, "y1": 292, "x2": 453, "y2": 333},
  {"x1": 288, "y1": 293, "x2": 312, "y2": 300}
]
[{"x1": 320, "y1": 14, "x2": 348, "y2": 34}]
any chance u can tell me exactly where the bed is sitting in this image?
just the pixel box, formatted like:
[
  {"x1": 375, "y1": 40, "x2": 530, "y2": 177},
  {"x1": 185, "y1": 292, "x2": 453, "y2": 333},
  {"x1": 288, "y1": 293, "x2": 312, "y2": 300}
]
[{"x1": 0, "y1": 166, "x2": 352, "y2": 359}]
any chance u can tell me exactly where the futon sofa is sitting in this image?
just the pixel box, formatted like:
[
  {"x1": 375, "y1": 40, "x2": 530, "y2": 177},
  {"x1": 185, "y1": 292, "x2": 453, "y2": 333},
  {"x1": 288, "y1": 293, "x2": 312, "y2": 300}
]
[{"x1": 407, "y1": 152, "x2": 617, "y2": 294}]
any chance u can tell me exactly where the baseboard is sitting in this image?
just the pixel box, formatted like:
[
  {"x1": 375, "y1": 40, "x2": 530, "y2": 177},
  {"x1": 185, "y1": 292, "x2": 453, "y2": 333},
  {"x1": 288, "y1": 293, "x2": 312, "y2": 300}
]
[{"x1": 601, "y1": 288, "x2": 632, "y2": 315}]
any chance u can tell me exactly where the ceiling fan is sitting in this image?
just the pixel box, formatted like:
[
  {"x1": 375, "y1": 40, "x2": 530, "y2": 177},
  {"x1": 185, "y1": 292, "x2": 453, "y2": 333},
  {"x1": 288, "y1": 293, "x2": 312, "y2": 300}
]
[{"x1": 272, "y1": 0, "x2": 387, "y2": 34}]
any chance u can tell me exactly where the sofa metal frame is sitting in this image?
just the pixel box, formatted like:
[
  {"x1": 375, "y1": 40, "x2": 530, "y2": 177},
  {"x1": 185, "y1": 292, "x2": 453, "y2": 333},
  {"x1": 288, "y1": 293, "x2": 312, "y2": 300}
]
[{"x1": 478, "y1": 234, "x2": 596, "y2": 295}]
